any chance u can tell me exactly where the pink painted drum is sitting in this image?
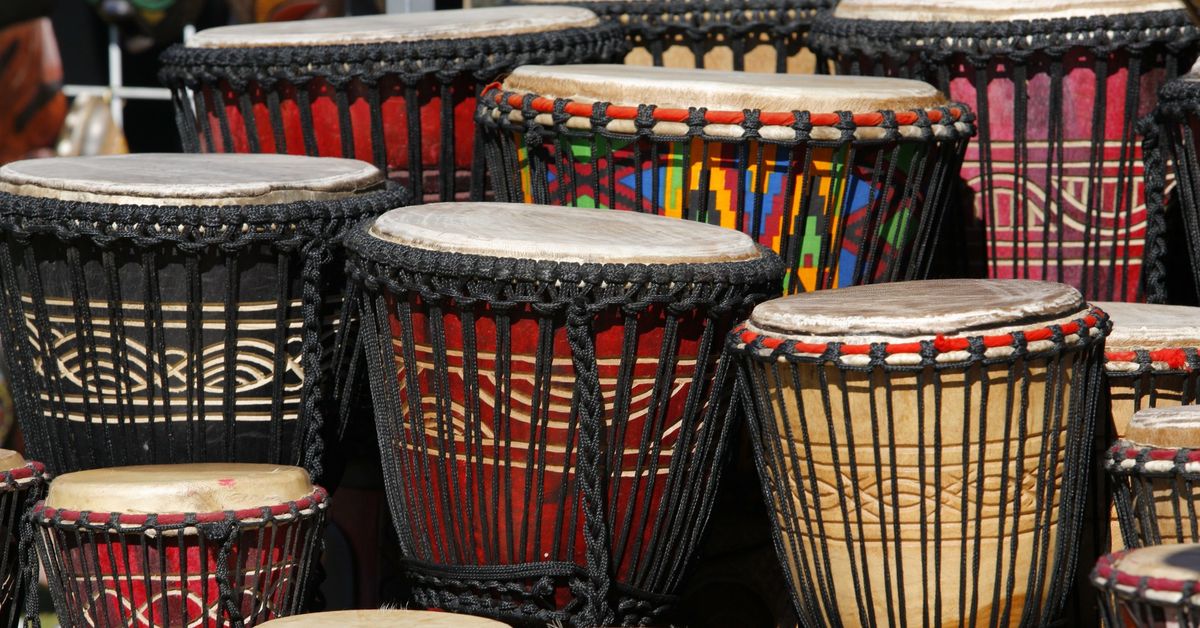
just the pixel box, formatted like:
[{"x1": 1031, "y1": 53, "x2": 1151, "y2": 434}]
[
  {"x1": 810, "y1": 0, "x2": 1200, "y2": 302},
  {"x1": 1107, "y1": 406, "x2": 1200, "y2": 549},
  {"x1": 159, "y1": 8, "x2": 624, "y2": 203},
  {"x1": 728, "y1": 279, "x2": 1109, "y2": 626},
  {"x1": 346, "y1": 202, "x2": 783, "y2": 625},
  {"x1": 34, "y1": 464, "x2": 328, "y2": 628},
  {"x1": 510, "y1": 0, "x2": 833, "y2": 73},
  {"x1": 256, "y1": 609, "x2": 508, "y2": 626},
  {"x1": 0, "y1": 450, "x2": 46, "y2": 628},
  {"x1": 478, "y1": 64, "x2": 974, "y2": 295},
  {"x1": 1093, "y1": 544, "x2": 1200, "y2": 627}
]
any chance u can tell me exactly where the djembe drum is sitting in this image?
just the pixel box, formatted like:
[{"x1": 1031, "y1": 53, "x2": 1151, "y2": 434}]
[
  {"x1": 159, "y1": 7, "x2": 624, "y2": 203},
  {"x1": 0, "y1": 450, "x2": 47, "y2": 628},
  {"x1": 479, "y1": 64, "x2": 973, "y2": 294},
  {"x1": 729, "y1": 279, "x2": 1109, "y2": 626},
  {"x1": 347, "y1": 202, "x2": 782, "y2": 625},
  {"x1": 810, "y1": 0, "x2": 1200, "y2": 302},
  {"x1": 510, "y1": 0, "x2": 832, "y2": 73},
  {"x1": 1094, "y1": 544, "x2": 1200, "y2": 627},
  {"x1": 0, "y1": 153, "x2": 404, "y2": 476},
  {"x1": 1145, "y1": 63, "x2": 1200, "y2": 304},
  {"x1": 34, "y1": 463, "x2": 327, "y2": 628},
  {"x1": 256, "y1": 609, "x2": 507, "y2": 626},
  {"x1": 1107, "y1": 405, "x2": 1200, "y2": 548}
]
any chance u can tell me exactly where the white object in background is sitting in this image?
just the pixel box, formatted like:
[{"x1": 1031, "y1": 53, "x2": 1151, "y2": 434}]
[
  {"x1": 107, "y1": 24, "x2": 122, "y2": 127},
  {"x1": 387, "y1": 0, "x2": 435, "y2": 13}
]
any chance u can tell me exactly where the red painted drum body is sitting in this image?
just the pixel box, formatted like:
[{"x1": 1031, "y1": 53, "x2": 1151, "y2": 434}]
[
  {"x1": 34, "y1": 464, "x2": 327, "y2": 628},
  {"x1": 811, "y1": 1, "x2": 1200, "y2": 302},
  {"x1": 160, "y1": 8, "x2": 625, "y2": 203},
  {"x1": 347, "y1": 202, "x2": 782, "y2": 626}
]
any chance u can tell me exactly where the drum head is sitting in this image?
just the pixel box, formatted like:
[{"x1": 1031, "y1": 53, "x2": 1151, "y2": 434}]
[
  {"x1": 0, "y1": 153, "x2": 385, "y2": 206},
  {"x1": 258, "y1": 609, "x2": 509, "y2": 627},
  {"x1": 1104, "y1": 544, "x2": 1200, "y2": 588},
  {"x1": 1125, "y1": 405, "x2": 1200, "y2": 449},
  {"x1": 189, "y1": 6, "x2": 599, "y2": 48},
  {"x1": 748, "y1": 279, "x2": 1088, "y2": 340},
  {"x1": 1094, "y1": 301, "x2": 1200, "y2": 352},
  {"x1": 501, "y1": 64, "x2": 946, "y2": 113},
  {"x1": 44, "y1": 463, "x2": 314, "y2": 514},
  {"x1": 0, "y1": 449, "x2": 24, "y2": 472},
  {"x1": 370, "y1": 202, "x2": 762, "y2": 265},
  {"x1": 832, "y1": 0, "x2": 1183, "y2": 22}
]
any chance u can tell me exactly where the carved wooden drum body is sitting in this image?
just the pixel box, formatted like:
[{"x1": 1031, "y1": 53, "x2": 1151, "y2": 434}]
[
  {"x1": 34, "y1": 464, "x2": 327, "y2": 628},
  {"x1": 348, "y1": 202, "x2": 782, "y2": 625},
  {"x1": 0, "y1": 154, "x2": 405, "y2": 475},
  {"x1": 510, "y1": 0, "x2": 832, "y2": 73},
  {"x1": 1094, "y1": 544, "x2": 1200, "y2": 627},
  {"x1": 159, "y1": 8, "x2": 624, "y2": 203},
  {"x1": 479, "y1": 64, "x2": 973, "y2": 295},
  {"x1": 729, "y1": 279, "x2": 1109, "y2": 627},
  {"x1": 811, "y1": 0, "x2": 1200, "y2": 301}
]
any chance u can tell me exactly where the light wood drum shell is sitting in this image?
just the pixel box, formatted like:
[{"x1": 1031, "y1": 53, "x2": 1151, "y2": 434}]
[
  {"x1": 0, "y1": 154, "x2": 404, "y2": 476},
  {"x1": 810, "y1": 4, "x2": 1200, "y2": 302},
  {"x1": 158, "y1": 7, "x2": 625, "y2": 204},
  {"x1": 346, "y1": 202, "x2": 784, "y2": 626},
  {"x1": 33, "y1": 463, "x2": 328, "y2": 628},
  {"x1": 729, "y1": 279, "x2": 1109, "y2": 627}
]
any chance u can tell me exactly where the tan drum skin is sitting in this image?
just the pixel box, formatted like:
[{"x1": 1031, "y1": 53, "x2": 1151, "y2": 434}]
[{"x1": 739, "y1": 279, "x2": 1103, "y2": 627}]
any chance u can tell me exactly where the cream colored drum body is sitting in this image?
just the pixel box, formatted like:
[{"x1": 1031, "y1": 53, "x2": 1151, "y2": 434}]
[
  {"x1": 1108, "y1": 406, "x2": 1200, "y2": 548},
  {"x1": 513, "y1": 0, "x2": 832, "y2": 73},
  {"x1": 730, "y1": 279, "x2": 1108, "y2": 627}
]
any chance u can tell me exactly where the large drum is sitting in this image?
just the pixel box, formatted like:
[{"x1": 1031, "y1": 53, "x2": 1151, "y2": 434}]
[
  {"x1": 34, "y1": 464, "x2": 327, "y2": 628},
  {"x1": 256, "y1": 609, "x2": 507, "y2": 626},
  {"x1": 729, "y1": 279, "x2": 1108, "y2": 626},
  {"x1": 159, "y1": 8, "x2": 624, "y2": 203},
  {"x1": 478, "y1": 64, "x2": 973, "y2": 295},
  {"x1": 510, "y1": 0, "x2": 832, "y2": 73},
  {"x1": 1146, "y1": 62, "x2": 1200, "y2": 303},
  {"x1": 0, "y1": 450, "x2": 46, "y2": 628},
  {"x1": 1094, "y1": 544, "x2": 1200, "y2": 627},
  {"x1": 810, "y1": 1, "x2": 1200, "y2": 302},
  {"x1": 1107, "y1": 405, "x2": 1200, "y2": 548},
  {"x1": 347, "y1": 202, "x2": 782, "y2": 626},
  {"x1": 0, "y1": 153, "x2": 404, "y2": 476}
]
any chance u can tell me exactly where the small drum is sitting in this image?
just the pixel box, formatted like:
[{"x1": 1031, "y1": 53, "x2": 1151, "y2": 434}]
[
  {"x1": 729, "y1": 279, "x2": 1108, "y2": 626},
  {"x1": 256, "y1": 609, "x2": 507, "y2": 626},
  {"x1": 479, "y1": 64, "x2": 974, "y2": 295},
  {"x1": 810, "y1": 1, "x2": 1200, "y2": 302},
  {"x1": 1094, "y1": 544, "x2": 1200, "y2": 627},
  {"x1": 1098, "y1": 301, "x2": 1200, "y2": 436},
  {"x1": 0, "y1": 449, "x2": 46, "y2": 627},
  {"x1": 1146, "y1": 63, "x2": 1200, "y2": 303},
  {"x1": 34, "y1": 463, "x2": 327, "y2": 628},
  {"x1": 347, "y1": 202, "x2": 783, "y2": 625},
  {"x1": 1107, "y1": 405, "x2": 1200, "y2": 548},
  {"x1": 0, "y1": 153, "x2": 404, "y2": 476},
  {"x1": 510, "y1": 0, "x2": 831, "y2": 73},
  {"x1": 159, "y1": 7, "x2": 624, "y2": 203}
]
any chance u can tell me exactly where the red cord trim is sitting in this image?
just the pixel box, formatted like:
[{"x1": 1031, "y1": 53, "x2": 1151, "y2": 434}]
[
  {"x1": 35, "y1": 485, "x2": 328, "y2": 526},
  {"x1": 1106, "y1": 348, "x2": 1195, "y2": 370},
  {"x1": 482, "y1": 84, "x2": 965, "y2": 128},
  {"x1": 1116, "y1": 446, "x2": 1200, "y2": 463}
]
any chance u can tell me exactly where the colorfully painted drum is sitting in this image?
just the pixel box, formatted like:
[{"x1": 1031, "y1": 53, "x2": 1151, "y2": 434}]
[
  {"x1": 159, "y1": 7, "x2": 624, "y2": 203},
  {"x1": 479, "y1": 64, "x2": 973, "y2": 295},
  {"x1": 347, "y1": 202, "x2": 783, "y2": 625},
  {"x1": 1094, "y1": 544, "x2": 1200, "y2": 627},
  {"x1": 810, "y1": 0, "x2": 1200, "y2": 302},
  {"x1": 0, "y1": 450, "x2": 46, "y2": 628},
  {"x1": 256, "y1": 609, "x2": 508, "y2": 626},
  {"x1": 0, "y1": 154, "x2": 404, "y2": 476},
  {"x1": 34, "y1": 463, "x2": 328, "y2": 628},
  {"x1": 729, "y1": 279, "x2": 1109, "y2": 626},
  {"x1": 510, "y1": 0, "x2": 833, "y2": 73}
]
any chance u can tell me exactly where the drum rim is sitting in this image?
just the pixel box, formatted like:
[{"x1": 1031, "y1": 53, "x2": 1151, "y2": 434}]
[
  {"x1": 809, "y1": 8, "x2": 1196, "y2": 56},
  {"x1": 727, "y1": 304, "x2": 1107, "y2": 366},
  {"x1": 1093, "y1": 548, "x2": 1200, "y2": 606},
  {"x1": 158, "y1": 21, "x2": 627, "y2": 84},
  {"x1": 0, "y1": 461, "x2": 47, "y2": 492},
  {"x1": 32, "y1": 484, "x2": 329, "y2": 528},
  {"x1": 479, "y1": 83, "x2": 972, "y2": 141}
]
